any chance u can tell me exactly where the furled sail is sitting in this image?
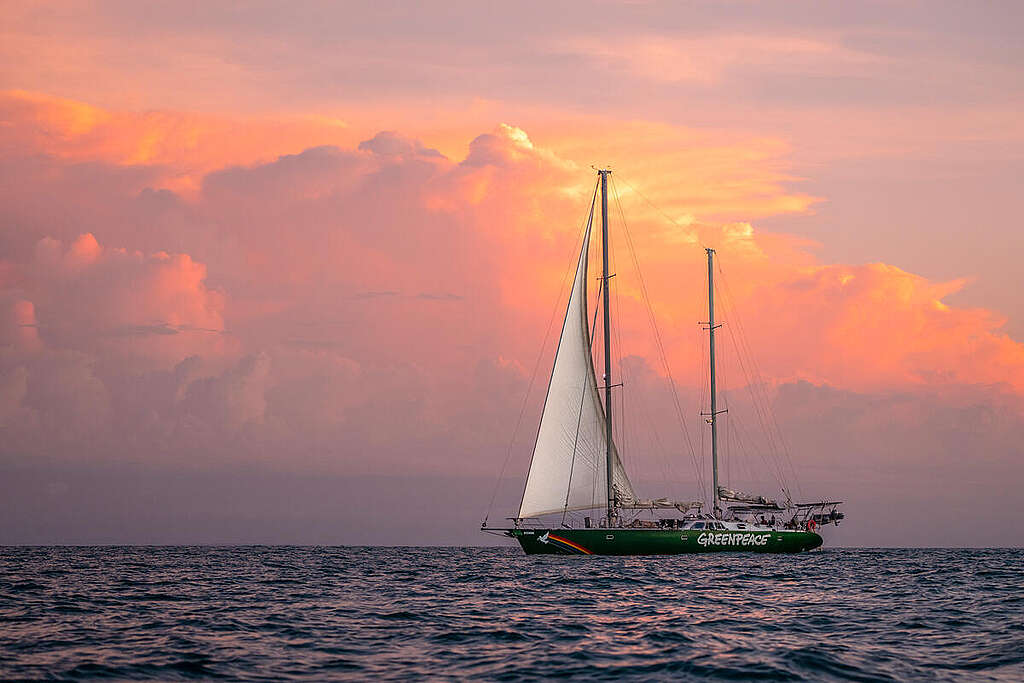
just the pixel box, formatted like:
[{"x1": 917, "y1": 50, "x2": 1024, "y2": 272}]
[
  {"x1": 718, "y1": 487, "x2": 778, "y2": 507},
  {"x1": 623, "y1": 498, "x2": 704, "y2": 513},
  {"x1": 518, "y1": 219, "x2": 636, "y2": 519}
]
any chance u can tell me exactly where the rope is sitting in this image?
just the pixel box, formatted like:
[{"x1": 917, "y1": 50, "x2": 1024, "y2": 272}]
[
  {"x1": 614, "y1": 173, "x2": 708, "y2": 250},
  {"x1": 716, "y1": 261, "x2": 802, "y2": 498},
  {"x1": 610, "y1": 175, "x2": 706, "y2": 500}
]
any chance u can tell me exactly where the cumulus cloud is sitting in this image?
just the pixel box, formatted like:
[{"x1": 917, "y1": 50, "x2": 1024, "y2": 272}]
[
  {"x1": 0, "y1": 94, "x2": 1022, "y2": 543},
  {"x1": 0, "y1": 296, "x2": 40, "y2": 350},
  {"x1": 358, "y1": 131, "x2": 445, "y2": 159},
  {"x1": 590, "y1": 208, "x2": 1024, "y2": 397},
  {"x1": 11, "y1": 233, "x2": 228, "y2": 365},
  {"x1": 0, "y1": 90, "x2": 364, "y2": 193},
  {"x1": 757, "y1": 262, "x2": 1024, "y2": 392},
  {"x1": 0, "y1": 364, "x2": 30, "y2": 427},
  {"x1": 0, "y1": 121, "x2": 563, "y2": 476},
  {"x1": 181, "y1": 352, "x2": 271, "y2": 430}
]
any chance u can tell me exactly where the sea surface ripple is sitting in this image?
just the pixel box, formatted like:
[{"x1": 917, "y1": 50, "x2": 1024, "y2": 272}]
[{"x1": 1, "y1": 547, "x2": 1022, "y2": 681}]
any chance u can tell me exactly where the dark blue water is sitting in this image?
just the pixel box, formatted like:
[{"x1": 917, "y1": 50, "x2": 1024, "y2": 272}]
[{"x1": 1, "y1": 547, "x2": 1021, "y2": 681}]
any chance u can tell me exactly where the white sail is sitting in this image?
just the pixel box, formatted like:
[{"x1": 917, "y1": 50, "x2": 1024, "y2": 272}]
[{"x1": 518, "y1": 221, "x2": 636, "y2": 519}]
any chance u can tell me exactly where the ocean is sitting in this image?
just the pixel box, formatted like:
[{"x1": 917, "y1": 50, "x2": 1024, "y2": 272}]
[{"x1": 1, "y1": 547, "x2": 1021, "y2": 681}]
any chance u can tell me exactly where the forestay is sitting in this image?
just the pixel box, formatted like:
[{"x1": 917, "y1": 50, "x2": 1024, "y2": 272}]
[{"x1": 518, "y1": 218, "x2": 636, "y2": 519}]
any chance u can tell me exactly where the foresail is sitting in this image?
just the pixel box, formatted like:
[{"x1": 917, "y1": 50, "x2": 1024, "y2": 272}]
[{"x1": 518, "y1": 219, "x2": 636, "y2": 519}]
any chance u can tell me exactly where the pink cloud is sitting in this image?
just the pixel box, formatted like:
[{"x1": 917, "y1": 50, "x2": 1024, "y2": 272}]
[
  {"x1": 0, "y1": 93, "x2": 1022, "y2": 543},
  {"x1": 3, "y1": 233, "x2": 227, "y2": 368}
]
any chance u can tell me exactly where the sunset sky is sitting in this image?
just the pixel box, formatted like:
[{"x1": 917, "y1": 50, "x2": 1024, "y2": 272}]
[{"x1": 2, "y1": 1, "x2": 1022, "y2": 546}]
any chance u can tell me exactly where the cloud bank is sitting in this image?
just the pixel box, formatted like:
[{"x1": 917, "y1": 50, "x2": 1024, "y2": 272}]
[{"x1": 1, "y1": 93, "x2": 1022, "y2": 545}]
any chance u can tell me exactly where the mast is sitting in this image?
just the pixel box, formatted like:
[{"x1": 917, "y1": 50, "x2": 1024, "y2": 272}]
[
  {"x1": 706, "y1": 247, "x2": 722, "y2": 518},
  {"x1": 600, "y1": 169, "x2": 615, "y2": 527}
]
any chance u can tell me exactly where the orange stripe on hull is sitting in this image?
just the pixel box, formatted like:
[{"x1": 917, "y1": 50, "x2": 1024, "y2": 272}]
[{"x1": 548, "y1": 534, "x2": 593, "y2": 554}]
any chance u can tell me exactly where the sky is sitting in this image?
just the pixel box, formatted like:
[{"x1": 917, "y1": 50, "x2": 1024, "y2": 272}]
[{"x1": 1, "y1": 1, "x2": 1022, "y2": 546}]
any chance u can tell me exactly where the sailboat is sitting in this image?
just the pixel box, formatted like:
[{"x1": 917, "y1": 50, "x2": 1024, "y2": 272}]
[{"x1": 482, "y1": 169, "x2": 845, "y2": 555}]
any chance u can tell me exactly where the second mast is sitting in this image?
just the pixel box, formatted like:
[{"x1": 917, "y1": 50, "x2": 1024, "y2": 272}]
[{"x1": 705, "y1": 247, "x2": 724, "y2": 518}]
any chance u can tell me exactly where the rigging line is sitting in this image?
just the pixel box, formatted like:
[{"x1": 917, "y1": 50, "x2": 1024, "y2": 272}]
[
  {"x1": 727, "y1": 409, "x2": 787, "y2": 493},
  {"x1": 716, "y1": 262, "x2": 802, "y2": 497},
  {"x1": 634, "y1": 376, "x2": 677, "y2": 488},
  {"x1": 609, "y1": 172, "x2": 793, "y2": 504},
  {"x1": 619, "y1": 286, "x2": 678, "y2": 491},
  {"x1": 609, "y1": 222, "x2": 637, "y2": 490},
  {"x1": 610, "y1": 175, "x2": 706, "y2": 499},
  {"x1": 614, "y1": 176, "x2": 704, "y2": 497},
  {"x1": 590, "y1": 242, "x2": 600, "y2": 512},
  {"x1": 613, "y1": 204, "x2": 685, "y2": 495},
  {"x1": 718, "y1": 277, "x2": 793, "y2": 499},
  {"x1": 562, "y1": 277, "x2": 605, "y2": 524},
  {"x1": 724, "y1": 393, "x2": 730, "y2": 487},
  {"x1": 610, "y1": 216, "x2": 626, "y2": 468},
  {"x1": 698, "y1": 326, "x2": 707, "y2": 506},
  {"x1": 616, "y1": 171, "x2": 715, "y2": 501},
  {"x1": 722, "y1": 370, "x2": 757, "y2": 488},
  {"x1": 614, "y1": 173, "x2": 707, "y2": 250},
  {"x1": 700, "y1": 277, "x2": 710, "y2": 491},
  {"x1": 612, "y1": 172, "x2": 743, "y2": 502},
  {"x1": 722, "y1": 314, "x2": 789, "y2": 494},
  {"x1": 487, "y1": 179, "x2": 599, "y2": 523},
  {"x1": 605, "y1": 189, "x2": 624, "y2": 478},
  {"x1": 720, "y1": 311, "x2": 782, "y2": 479},
  {"x1": 610, "y1": 198, "x2": 677, "y2": 494},
  {"x1": 715, "y1": 329, "x2": 746, "y2": 482},
  {"x1": 712, "y1": 263, "x2": 778, "y2": 463},
  {"x1": 721, "y1": 345, "x2": 730, "y2": 488},
  {"x1": 696, "y1": 275, "x2": 708, "y2": 501}
]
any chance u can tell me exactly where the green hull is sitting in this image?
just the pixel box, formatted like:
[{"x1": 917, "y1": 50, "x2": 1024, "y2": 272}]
[{"x1": 510, "y1": 528, "x2": 822, "y2": 555}]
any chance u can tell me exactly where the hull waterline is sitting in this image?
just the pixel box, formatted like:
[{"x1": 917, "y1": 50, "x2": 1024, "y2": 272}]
[{"x1": 510, "y1": 528, "x2": 822, "y2": 555}]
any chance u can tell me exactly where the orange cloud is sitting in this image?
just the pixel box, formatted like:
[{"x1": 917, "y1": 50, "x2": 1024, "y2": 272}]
[
  {"x1": 0, "y1": 90, "x2": 362, "y2": 194},
  {"x1": 0, "y1": 297, "x2": 39, "y2": 350},
  {"x1": 0, "y1": 91, "x2": 819, "y2": 220},
  {"x1": 8, "y1": 233, "x2": 230, "y2": 367},
  {"x1": 757, "y1": 261, "x2": 1024, "y2": 392},
  {"x1": 595, "y1": 210, "x2": 1024, "y2": 396},
  {"x1": 2, "y1": 90, "x2": 1022, "y2": 420}
]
